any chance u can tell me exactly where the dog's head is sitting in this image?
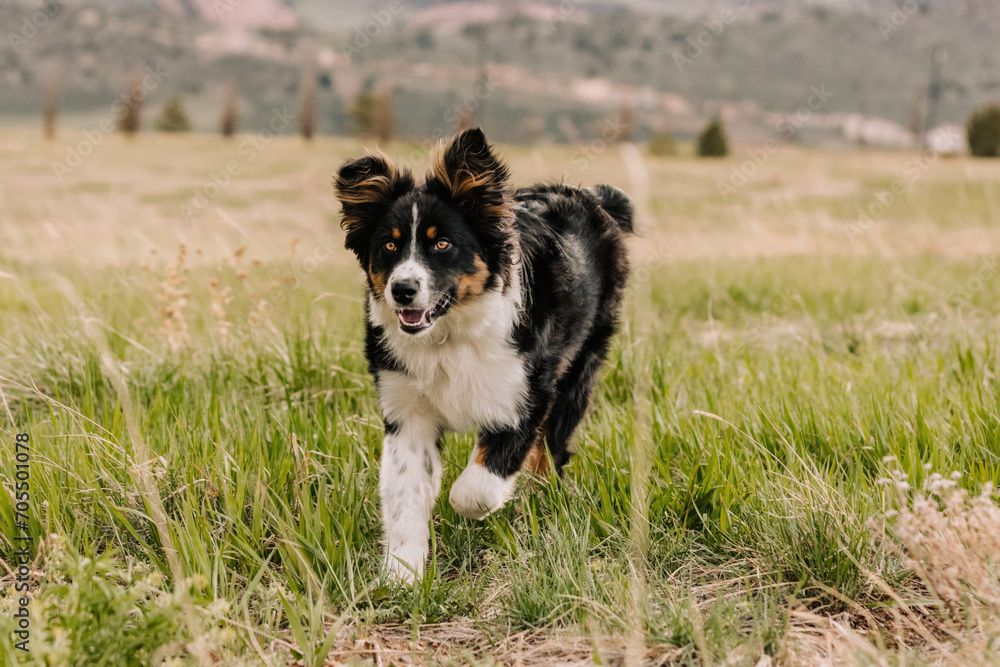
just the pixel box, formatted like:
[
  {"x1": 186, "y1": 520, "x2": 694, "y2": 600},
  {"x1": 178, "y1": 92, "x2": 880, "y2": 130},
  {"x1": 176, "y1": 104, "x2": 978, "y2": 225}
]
[{"x1": 334, "y1": 128, "x2": 514, "y2": 336}]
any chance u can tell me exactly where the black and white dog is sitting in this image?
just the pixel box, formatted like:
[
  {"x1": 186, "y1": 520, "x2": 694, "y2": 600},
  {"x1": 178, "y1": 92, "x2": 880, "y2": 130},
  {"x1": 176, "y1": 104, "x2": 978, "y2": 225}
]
[{"x1": 334, "y1": 128, "x2": 631, "y2": 581}]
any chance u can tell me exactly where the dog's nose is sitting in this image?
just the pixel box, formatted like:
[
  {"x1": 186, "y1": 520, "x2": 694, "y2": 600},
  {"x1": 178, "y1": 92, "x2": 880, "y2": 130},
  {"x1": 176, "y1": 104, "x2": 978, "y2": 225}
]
[{"x1": 391, "y1": 281, "x2": 418, "y2": 306}]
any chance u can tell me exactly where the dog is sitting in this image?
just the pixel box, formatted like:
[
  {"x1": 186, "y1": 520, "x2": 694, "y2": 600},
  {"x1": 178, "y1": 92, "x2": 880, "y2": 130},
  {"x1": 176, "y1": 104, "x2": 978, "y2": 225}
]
[{"x1": 334, "y1": 128, "x2": 632, "y2": 582}]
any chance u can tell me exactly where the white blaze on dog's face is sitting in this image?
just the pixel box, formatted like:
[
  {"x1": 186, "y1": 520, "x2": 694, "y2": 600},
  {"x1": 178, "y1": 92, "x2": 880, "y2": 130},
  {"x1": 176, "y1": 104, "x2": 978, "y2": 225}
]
[
  {"x1": 334, "y1": 130, "x2": 514, "y2": 337},
  {"x1": 371, "y1": 195, "x2": 493, "y2": 336}
]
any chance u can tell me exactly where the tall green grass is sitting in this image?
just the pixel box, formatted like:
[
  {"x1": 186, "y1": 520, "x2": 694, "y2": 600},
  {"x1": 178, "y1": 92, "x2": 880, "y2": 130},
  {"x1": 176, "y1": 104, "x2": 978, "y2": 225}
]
[{"x1": 1, "y1": 249, "x2": 999, "y2": 663}]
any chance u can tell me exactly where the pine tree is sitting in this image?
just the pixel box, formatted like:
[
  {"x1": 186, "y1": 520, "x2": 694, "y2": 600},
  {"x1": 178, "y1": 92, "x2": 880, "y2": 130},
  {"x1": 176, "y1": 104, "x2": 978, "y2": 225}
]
[
  {"x1": 617, "y1": 100, "x2": 633, "y2": 143},
  {"x1": 373, "y1": 91, "x2": 394, "y2": 142},
  {"x1": 117, "y1": 77, "x2": 143, "y2": 136},
  {"x1": 42, "y1": 78, "x2": 59, "y2": 140},
  {"x1": 155, "y1": 96, "x2": 192, "y2": 133},
  {"x1": 697, "y1": 117, "x2": 729, "y2": 157},
  {"x1": 967, "y1": 104, "x2": 1000, "y2": 158},
  {"x1": 649, "y1": 111, "x2": 675, "y2": 156},
  {"x1": 909, "y1": 85, "x2": 925, "y2": 142},
  {"x1": 300, "y1": 73, "x2": 317, "y2": 141},
  {"x1": 220, "y1": 80, "x2": 239, "y2": 138},
  {"x1": 350, "y1": 89, "x2": 378, "y2": 137}
]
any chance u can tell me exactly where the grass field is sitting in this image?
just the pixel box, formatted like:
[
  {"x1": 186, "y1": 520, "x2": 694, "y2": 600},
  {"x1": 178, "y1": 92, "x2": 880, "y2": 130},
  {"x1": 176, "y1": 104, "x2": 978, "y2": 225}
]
[{"x1": 2, "y1": 130, "x2": 1000, "y2": 665}]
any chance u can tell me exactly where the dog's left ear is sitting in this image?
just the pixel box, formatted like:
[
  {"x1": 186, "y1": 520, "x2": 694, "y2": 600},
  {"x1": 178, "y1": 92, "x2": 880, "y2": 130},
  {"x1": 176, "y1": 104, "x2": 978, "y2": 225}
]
[
  {"x1": 334, "y1": 152, "x2": 414, "y2": 263},
  {"x1": 427, "y1": 128, "x2": 511, "y2": 228}
]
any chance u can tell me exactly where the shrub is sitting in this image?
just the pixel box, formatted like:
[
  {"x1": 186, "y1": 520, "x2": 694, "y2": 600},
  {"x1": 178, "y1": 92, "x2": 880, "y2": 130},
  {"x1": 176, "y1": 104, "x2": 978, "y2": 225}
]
[
  {"x1": 697, "y1": 117, "x2": 729, "y2": 157},
  {"x1": 220, "y1": 80, "x2": 238, "y2": 138},
  {"x1": 373, "y1": 91, "x2": 394, "y2": 142},
  {"x1": 117, "y1": 78, "x2": 142, "y2": 136},
  {"x1": 648, "y1": 130, "x2": 676, "y2": 157},
  {"x1": 617, "y1": 102, "x2": 633, "y2": 143},
  {"x1": 350, "y1": 90, "x2": 377, "y2": 137},
  {"x1": 42, "y1": 79, "x2": 58, "y2": 140},
  {"x1": 415, "y1": 29, "x2": 435, "y2": 49},
  {"x1": 155, "y1": 96, "x2": 192, "y2": 133},
  {"x1": 967, "y1": 103, "x2": 1000, "y2": 157},
  {"x1": 300, "y1": 73, "x2": 317, "y2": 141}
]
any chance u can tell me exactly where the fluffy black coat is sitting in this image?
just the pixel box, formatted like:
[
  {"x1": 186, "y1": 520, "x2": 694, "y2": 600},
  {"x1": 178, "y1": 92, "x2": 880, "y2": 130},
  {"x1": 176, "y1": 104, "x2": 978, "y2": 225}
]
[{"x1": 334, "y1": 128, "x2": 631, "y2": 580}]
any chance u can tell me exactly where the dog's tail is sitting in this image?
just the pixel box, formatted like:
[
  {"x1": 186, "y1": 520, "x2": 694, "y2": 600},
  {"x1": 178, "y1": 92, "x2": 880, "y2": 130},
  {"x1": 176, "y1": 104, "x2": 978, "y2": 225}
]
[{"x1": 589, "y1": 184, "x2": 634, "y2": 233}]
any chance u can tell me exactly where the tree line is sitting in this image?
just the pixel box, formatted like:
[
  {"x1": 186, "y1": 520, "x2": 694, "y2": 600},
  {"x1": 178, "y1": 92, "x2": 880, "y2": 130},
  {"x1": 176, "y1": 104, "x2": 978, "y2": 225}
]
[{"x1": 38, "y1": 72, "x2": 1000, "y2": 159}]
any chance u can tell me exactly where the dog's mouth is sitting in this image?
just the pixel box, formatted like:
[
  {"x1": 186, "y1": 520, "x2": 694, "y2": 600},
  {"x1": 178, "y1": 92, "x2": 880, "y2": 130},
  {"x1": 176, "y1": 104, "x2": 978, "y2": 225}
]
[{"x1": 396, "y1": 292, "x2": 453, "y2": 334}]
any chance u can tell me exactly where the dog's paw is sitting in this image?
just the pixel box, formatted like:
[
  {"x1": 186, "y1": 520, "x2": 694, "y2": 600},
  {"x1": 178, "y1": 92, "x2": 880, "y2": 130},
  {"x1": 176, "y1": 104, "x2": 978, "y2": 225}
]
[
  {"x1": 449, "y1": 464, "x2": 517, "y2": 520},
  {"x1": 384, "y1": 542, "x2": 427, "y2": 584}
]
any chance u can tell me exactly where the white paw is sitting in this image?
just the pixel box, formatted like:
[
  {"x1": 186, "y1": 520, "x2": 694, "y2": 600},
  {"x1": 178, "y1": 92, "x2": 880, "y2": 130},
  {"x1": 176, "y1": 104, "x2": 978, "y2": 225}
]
[
  {"x1": 384, "y1": 542, "x2": 427, "y2": 584},
  {"x1": 449, "y1": 463, "x2": 517, "y2": 520}
]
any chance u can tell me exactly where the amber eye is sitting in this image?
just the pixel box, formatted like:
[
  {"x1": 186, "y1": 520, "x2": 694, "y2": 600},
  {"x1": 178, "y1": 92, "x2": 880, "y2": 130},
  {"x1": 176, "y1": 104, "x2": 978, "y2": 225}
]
[
  {"x1": 434, "y1": 239, "x2": 451, "y2": 251},
  {"x1": 385, "y1": 241, "x2": 397, "y2": 251}
]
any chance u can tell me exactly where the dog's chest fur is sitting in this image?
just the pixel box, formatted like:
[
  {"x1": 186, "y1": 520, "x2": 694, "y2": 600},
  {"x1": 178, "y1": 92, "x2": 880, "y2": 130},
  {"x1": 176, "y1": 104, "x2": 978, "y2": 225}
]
[{"x1": 371, "y1": 283, "x2": 527, "y2": 433}]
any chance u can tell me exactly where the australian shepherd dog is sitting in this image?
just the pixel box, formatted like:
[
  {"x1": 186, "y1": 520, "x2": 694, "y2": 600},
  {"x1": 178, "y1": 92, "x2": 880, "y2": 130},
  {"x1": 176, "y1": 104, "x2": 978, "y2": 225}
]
[{"x1": 334, "y1": 128, "x2": 632, "y2": 582}]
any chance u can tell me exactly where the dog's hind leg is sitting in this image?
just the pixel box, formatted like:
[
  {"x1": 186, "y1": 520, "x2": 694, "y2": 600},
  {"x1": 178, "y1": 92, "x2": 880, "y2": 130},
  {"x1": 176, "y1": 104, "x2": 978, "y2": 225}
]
[{"x1": 546, "y1": 321, "x2": 618, "y2": 474}]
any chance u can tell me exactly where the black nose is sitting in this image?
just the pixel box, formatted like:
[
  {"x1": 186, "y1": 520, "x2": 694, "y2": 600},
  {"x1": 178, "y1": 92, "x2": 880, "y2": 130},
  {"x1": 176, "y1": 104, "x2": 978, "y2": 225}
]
[{"x1": 391, "y1": 281, "x2": 418, "y2": 306}]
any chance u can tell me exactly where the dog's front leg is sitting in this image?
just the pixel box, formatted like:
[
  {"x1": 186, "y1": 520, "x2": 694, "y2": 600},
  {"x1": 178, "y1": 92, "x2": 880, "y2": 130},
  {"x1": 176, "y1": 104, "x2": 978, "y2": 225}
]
[
  {"x1": 380, "y1": 417, "x2": 442, "y2": 583},
  {"x1": 449, "y1": 409, "x2": 548, "y2": 520}
]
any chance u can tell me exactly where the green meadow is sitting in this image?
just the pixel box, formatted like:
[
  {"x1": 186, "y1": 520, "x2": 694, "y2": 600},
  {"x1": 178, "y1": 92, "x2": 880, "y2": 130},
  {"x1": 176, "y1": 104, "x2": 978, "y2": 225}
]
[{"x1": 1, "y1": 132, "x2": 1000, "y2": 665}]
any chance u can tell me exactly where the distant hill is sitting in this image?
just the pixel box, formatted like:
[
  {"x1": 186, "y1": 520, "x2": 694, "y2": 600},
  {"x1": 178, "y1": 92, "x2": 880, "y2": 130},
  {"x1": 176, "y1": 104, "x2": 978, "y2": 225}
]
[
  {"x1": 90, "y1": 0, "x2": 298, "y2": 28},
  {"x1": 2, "y1": 0, "x2": 998, "y2": 144},
  {"x1": 342, "y1": 0, "x2": 1000, "y2": 134}
]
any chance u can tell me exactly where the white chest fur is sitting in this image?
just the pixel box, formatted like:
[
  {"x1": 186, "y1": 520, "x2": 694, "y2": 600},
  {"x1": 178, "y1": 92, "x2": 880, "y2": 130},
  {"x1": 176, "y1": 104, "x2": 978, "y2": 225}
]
[{"x1": 371, "y1": 285, "x2": 527, "y2": 433}]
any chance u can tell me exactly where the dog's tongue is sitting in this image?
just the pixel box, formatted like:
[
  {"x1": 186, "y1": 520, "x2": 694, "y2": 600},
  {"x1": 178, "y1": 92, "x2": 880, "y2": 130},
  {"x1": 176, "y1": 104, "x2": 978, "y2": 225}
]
[{"x1": 400, "y1": 310, "x2": 425, "y2": 325}]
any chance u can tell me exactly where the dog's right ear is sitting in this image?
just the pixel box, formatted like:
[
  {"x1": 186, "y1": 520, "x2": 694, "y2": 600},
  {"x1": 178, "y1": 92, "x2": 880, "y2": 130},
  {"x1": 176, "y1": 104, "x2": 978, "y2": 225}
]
[{"x1": 334, "y1": 153, "x2": 414, "y2": 263}]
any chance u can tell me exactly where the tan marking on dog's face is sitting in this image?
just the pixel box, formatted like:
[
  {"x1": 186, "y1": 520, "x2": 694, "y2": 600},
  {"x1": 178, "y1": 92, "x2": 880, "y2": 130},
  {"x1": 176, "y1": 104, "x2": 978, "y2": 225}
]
[
  {"x1": 392, "y1": 228, "x2": 401, "y2": 240},
  {"x1": 456, "y1": 255, "x2": 490, "y2": 304},
  {"x1": 475, "y1": 446, "x2": 488, "y2": 466},
  {"x1": 426, "y1": 226, "x2": 437, "y2": 240},
  {"x1": 368, "y1": 268, "x2": 387, "y2": 298}
]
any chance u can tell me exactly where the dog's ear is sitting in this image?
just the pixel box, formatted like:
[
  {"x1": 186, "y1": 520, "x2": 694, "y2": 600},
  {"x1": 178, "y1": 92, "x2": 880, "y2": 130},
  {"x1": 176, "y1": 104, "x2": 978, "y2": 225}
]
[
  {"x1": 334, "y1": 153, "x2": 414, "y2": 263},
  {"x1": 427, "y1": 129, "x2": 514, "y2": 279},
  {"x1": 427, "y1": 128, "x2": 511, "y2": 227}
]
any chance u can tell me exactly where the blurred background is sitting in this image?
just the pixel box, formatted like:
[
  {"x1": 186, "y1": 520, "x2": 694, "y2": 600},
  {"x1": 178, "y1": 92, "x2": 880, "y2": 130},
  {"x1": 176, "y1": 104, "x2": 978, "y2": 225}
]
[{"x1": 3, "y1": 0, "x2": 998, "y2": 152}]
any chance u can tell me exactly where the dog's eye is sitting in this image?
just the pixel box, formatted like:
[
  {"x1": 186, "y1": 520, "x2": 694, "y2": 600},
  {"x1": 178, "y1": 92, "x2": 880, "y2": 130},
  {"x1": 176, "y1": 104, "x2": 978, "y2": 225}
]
[
  {"x1": 385, "y1": 241, "x2": 397, "y2": 252},
  {"x1": 434, "y1": 239, "x2": 451, "y2": 251}
]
